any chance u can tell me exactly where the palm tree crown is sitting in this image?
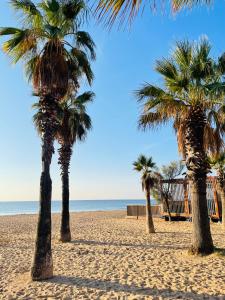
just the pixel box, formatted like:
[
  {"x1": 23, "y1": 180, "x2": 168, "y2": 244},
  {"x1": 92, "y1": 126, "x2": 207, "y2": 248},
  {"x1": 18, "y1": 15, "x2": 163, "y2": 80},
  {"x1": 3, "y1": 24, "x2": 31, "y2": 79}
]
[
  {"x1": 57, "y1": 91, "x2": 94, "y2": 147},
  {"x1": 137, "y1": 39, "x2": 225, "y2": 158},
  {"x1": 133, "y1": 155, "x2": 158, "y2": 192},
  {"x1": 33, "y1": 91, "x2": 94, "y2": 146},
  {"x1": 0, "y1": 0, "x2": 95, "y2": 96}
]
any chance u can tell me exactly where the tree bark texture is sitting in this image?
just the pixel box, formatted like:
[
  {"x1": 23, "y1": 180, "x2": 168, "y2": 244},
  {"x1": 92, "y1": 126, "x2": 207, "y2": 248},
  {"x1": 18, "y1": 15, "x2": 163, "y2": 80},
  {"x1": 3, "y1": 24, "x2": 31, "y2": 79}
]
[
  {"x1": 146, "y1": 191, "x2": 155, "y2": 233},
  {"x1": 31, "y1": 94, "x2": 59, "y2": 280},
  {"x1": 58, "y1": 144, "x2": 72, "y2": 242},
  {"x1": 184, "y1": 106, "x2": 214, "y2": 255}
]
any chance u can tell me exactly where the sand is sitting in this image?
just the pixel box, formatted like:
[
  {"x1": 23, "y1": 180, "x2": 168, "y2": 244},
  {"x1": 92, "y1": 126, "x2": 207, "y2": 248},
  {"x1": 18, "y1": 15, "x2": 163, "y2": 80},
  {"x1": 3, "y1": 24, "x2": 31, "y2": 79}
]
[{"x1": 0, "y1": 210, "x2": 225, "y2": 300}]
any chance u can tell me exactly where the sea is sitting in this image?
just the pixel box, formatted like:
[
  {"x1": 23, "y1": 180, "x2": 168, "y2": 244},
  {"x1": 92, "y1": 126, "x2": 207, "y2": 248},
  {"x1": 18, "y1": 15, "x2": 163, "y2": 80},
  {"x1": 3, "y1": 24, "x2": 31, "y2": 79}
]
[{"x1": 0, "y1": 199, "x2": 157, "y2": 216}]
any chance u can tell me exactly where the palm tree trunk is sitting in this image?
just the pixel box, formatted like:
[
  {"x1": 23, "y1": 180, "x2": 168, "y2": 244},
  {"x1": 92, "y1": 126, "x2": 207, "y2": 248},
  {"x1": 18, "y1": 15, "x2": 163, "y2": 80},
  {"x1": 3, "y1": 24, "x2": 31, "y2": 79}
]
[
  {"x1": 146, "y1": 191, "x2": 155, "y2": 233},
  {"x1": 185, "y1": 106, "x2": 214, "y2": 255},
  {"x1": 31, "y1": 95, "x2": 58, "y2": 281},
  {"x1": 58, "y1": 144, "x2": 72, "y2": 242}
]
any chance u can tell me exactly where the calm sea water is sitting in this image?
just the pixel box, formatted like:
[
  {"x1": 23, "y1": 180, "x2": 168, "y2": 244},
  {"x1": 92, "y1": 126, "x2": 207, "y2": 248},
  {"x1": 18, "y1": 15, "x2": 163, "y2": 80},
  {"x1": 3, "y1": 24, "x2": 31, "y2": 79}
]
[{"x1": 0, "y1": 199, "x2": 155, "y2": 216}]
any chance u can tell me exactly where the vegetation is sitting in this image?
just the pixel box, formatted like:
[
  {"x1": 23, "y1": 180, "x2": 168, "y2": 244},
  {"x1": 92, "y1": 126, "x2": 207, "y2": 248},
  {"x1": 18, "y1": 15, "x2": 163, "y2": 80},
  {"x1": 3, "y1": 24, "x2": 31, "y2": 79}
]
[
  {"x1": 136, "y1": 39, "x2": 225, "y2": 254},
  {"x1": 95, "y1": 0, "x2": 212, "y2": 24},
  {"x1": 153, "y1": 161, "x2": 185, "y2": 221},
  {"x1": 0, "y1": 0, "x2": 95, "y2": 280},
  {"x1": 57, "y1": 92, "x2": 94, "y2": 242},
  {"x1": 34, "y1": 91, "x2": 94, "y2": 242},
  {"x1": 133, "y1": 155, "x2": 159, "y2": 233}
]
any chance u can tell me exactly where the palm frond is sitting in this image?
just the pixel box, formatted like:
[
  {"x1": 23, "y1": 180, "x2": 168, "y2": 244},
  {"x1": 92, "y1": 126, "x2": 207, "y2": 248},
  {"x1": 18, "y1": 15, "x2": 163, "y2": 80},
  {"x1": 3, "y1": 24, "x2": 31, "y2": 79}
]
[
  {"x1": 71, "y1": 48, "x2": 94, "y2": 85},
  {"x1": 76, "y1": 31, "x2": 96, "y2": 60},
  {"x1": 11, "y1": 0, "x2": 43, "y2": 27},
  {"x1": 172, "y1": 0, "x2": 213, "y2": 11}
]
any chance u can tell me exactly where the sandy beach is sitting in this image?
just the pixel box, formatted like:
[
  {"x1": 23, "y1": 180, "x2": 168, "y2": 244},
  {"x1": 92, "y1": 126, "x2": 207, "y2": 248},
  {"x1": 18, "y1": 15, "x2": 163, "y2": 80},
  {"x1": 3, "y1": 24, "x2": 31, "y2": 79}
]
[{"x1": 0, "y1": 210, "x2": 225, "y2": 300}]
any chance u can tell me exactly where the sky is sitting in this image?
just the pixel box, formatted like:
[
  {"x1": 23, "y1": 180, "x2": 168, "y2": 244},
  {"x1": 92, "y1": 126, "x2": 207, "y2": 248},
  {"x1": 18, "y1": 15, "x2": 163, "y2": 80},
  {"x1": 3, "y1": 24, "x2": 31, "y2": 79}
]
[{"x1": 0, "y1": 1, "x2": 225, "y2": 201}]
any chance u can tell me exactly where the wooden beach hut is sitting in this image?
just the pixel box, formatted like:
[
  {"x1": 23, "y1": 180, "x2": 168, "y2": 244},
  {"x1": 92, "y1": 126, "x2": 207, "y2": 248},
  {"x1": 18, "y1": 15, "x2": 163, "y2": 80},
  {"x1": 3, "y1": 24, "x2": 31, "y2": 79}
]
[
  {"x1": 161, "y1": 176, "x2": 221, "y2": 221},
  {"x1": 127, "y1": 176, "x2": 222, "y2": 221}
]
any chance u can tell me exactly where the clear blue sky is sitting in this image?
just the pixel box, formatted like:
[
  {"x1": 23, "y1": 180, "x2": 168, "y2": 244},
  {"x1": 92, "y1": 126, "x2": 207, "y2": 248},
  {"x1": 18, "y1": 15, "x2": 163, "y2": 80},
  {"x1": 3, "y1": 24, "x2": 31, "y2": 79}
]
[{"x1": 0, "y1": 1, "x2": 224, "y2": 201}]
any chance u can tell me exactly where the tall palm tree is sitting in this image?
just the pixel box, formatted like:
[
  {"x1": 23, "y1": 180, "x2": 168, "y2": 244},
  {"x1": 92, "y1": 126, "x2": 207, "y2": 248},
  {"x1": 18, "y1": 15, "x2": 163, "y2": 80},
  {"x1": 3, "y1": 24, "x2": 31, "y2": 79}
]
[
  {"x1": 133, "y1": 155, "x2": 158, "y2": 233},
  {"x1": 0, "y1": 0, "x2": 95, "y2": 280},
  {"x1": 209, "y1": 152, "x2": 225, "y2": 228},
  {"x1": 136, "y1": 39, "x2": 225, "y2": 255},
  {"x1": 57, "y1": 92, "x2": 94, "y2": 242}
]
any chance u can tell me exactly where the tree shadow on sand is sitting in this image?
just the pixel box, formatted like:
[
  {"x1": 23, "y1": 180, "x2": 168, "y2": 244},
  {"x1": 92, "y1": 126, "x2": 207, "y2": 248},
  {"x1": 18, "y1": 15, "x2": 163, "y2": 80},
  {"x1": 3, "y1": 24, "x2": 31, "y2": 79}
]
[
  {"x1": 70, "y1": 239, "x2": 187, "y2": 250},
  {"x1": 46, "y1": 275, "x2": 221, "y2": 299}
]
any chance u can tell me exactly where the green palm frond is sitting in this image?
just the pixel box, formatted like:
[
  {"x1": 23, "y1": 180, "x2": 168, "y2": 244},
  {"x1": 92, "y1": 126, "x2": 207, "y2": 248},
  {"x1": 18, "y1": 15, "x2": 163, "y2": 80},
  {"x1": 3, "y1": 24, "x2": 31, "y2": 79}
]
[
  {"x1": 136, "y1": 38, "x2": 225, "y2": 157},
  {"x1": 76, "y1": 31, "x2": 96, "y2": 60},
  {"x1": 133, "y1": 154, "x2": 158, "y2": 192},
  {"x1": 73, "y1": 91, "x2": 95, "y2": 106},
  {"x1": 11, "y1": 0, "x2": 43, "y2": 27},
  {"x1": 136, "y1": 84, "x2": 166, "y2": 102},
  {"x1": 0, "y1": 27, "x2": 22, "y2": 35},
  {"x1": 155, "y1": 59, "x2": 178, "y2": 81},
  {"x1": 173, "y1": 40, "x2": 192, "y2": 71},
  {"x1": 208, "y1": 151, "x2": 225, "y2": 171},
  {"x1": 2, "y1": 29, "x2": 37, "y2": 63},
  {"x1": 133, "y1": 154, "x2": 156, "y2": 171},
  {"x1": 33, "y1": 90, "x2": 94, "y2": 144},
  {"x1": 71, "y1": 48, "x2": 94, "y2": 84},
  {"x1": 1, "y1": 0, "x2": 95, "y2": 96},
  {"x1": 62, "y1": 0, "x2": 88, "y2": 22},
  {"x1": 39, "y1": 0, "x2": 60, "y2": 13},
  {"x1": 11, "y1": 0, "x2": 40, "y2": 13},
  {"x1": 58, "y1": 91, "x2": 94, "y2": 145}
]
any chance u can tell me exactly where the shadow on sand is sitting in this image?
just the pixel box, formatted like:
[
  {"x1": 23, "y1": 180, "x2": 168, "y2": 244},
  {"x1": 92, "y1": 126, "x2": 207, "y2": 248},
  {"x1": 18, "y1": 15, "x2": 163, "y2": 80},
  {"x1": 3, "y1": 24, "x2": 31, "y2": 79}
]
[
  {"x1": 46, "y1": 275, "x2": 221, "y2": 299},
  {"x1": 70, "y1": 239, "x2": 187, "y2": 250}
]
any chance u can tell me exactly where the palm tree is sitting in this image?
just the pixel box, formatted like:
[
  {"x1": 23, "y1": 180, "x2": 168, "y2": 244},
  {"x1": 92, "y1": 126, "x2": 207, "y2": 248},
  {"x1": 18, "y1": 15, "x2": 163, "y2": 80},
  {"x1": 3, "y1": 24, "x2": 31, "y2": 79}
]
[
  {"x1": 0, "y1": 0, "x2": 95, "y2": 280},
  {"x1": 57, "y1": 92, "x2": 94, "y2": 242},
  {"x1": 133, "y1": 155, "x2": 158, "y2": 233},
  {"x1": 136, "y1": 39, "x2": 225, "y2": 255},
  {"x1": 209, "y1": 152, "x2": 225, "y2": 228}
]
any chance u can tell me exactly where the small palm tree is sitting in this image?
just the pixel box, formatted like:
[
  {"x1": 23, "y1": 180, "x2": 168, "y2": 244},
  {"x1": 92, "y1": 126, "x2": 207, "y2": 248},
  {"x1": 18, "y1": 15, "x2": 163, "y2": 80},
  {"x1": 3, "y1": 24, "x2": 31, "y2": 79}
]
[
  {"x1": 136, "y1": 39, "x2": 225, "y2": 254},
  {"x1": 57, "y1": 92, "x2": 94, "y2": 242},
  {"x1": 33, "y1": 91, "x2": 94, "y2": 242},
  {"x1": 133, "y1": 155, "x2": 158, "y2": 233},
  {"x1": 209, "y1": 152, "x2": 225, "y2": 228},
  {"x1": 0, "y1": 0, "x2": 95, "y2": 280}
]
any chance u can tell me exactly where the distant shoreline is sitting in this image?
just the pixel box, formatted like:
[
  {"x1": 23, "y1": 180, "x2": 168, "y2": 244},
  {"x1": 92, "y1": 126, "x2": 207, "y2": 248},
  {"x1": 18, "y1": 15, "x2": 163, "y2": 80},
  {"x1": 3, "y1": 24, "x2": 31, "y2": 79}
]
[
  {"x1": 0, "y1": 199, "x2": 155, "y2": 216},
  {"x1": 0, "y1": 209, "x2": 126, "y2": 217}
]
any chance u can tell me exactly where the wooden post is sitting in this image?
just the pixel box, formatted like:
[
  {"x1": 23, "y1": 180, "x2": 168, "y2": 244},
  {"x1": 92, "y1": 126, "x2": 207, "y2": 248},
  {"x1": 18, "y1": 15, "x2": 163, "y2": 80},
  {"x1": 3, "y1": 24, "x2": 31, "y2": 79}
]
[
  {"x1": 212, "y1": 178, "x2": 220, "y2": 219},
  {"x1": 184, "y1": 180, "x2": 189, "y2": 217},
  {"x1": 137, "y1": 206, "x2": 139, "y2": 220}
]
